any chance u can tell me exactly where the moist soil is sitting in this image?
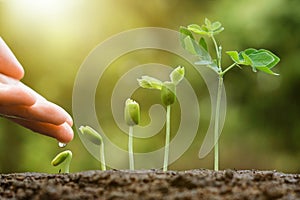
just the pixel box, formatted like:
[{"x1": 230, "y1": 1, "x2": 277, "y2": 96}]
[{"x1": 0, "y1": 169, "x2": 300, "y2": 200}]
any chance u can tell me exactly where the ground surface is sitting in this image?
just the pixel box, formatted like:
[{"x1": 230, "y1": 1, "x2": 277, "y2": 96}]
[{"x1": 0, "y1": 169, "x2": 300, "y2": 200}]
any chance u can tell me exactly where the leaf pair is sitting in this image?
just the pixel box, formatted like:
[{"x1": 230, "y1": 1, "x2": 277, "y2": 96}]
[
  {"x1": 187, "y1": 18, "x2": 224, "y2": 36},
  {"x1": 137, "y1": 66, "x2": 185, "y2": 106},
  {"x1": 226, "y1": 48, "x2": 280, "y2": 75}
]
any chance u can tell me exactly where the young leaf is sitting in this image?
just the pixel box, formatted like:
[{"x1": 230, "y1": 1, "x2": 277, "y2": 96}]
[
  {"x1": 137, "y1": 76, "x2": 162, "y2": 90},
  {"x1": 161, "y1": 82, "x2": 176, "y2": 106},
  {"x1": 170, "y1": 66, "x2": 185, "y2": 85},
  {"x1": 226, "y1": 51, "x2": 240, "y2": 63},
  {"x1": 79, "y1": 126, "x2": 103, "y2": 145},
  {"x1": 211, "y1": 21, "x2": 222, "y2": 31},
  {"x1": 179, "y1": 26, "x2": 194, "y2": 39},
  {"x1": 187, "y1": 24, "x2": 208, "y2": 35},
  {"x1": 199, "y1": 37, "x2": 208, "y2": 52},
  {"x1": 51, "y1": 150, "x2": 72, "y2": 166}
]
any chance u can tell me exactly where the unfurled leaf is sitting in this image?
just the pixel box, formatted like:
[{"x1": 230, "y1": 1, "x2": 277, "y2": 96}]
[
  {"x1": 187, "y1": 24, "x2": 208, "y2": 35},
  {"x1": 226, "y1": 51, "x2": 240, "y2": 63},
  {"x1": 137, "y1": 76, "x2": 162, "y2": 90},
  {"x1": 199, "y1": 37, "x2": 208, "y2": 51},
  {"x1": 226, "y1": 48, "x2": 280, "y2": 75},
  {"x1": 211, "y1": 21, "x2": 222, "y2": 31},
  {"x1": 170, "y1": 66, "x2": 185, "y2": 85}
]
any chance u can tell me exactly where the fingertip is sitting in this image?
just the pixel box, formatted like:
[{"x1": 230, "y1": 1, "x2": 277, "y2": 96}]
[{"x1": 56, "y1": 123, "x2": 74, "y2": 143}]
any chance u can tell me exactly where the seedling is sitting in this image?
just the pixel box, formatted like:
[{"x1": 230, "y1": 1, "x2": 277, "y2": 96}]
[
  {"x1": 138, "y1": 66, "x2": 185, "y2": 171},
  {"x1": 79, "y1": 126, "x2": 106, "y2": 170},
  {"x1": 51, "y1": 150, "x2": 72, "y2": 173},
  {"x1": 124, "y1": 98, "x2": 141, "y2": 170},
  {"x1": 180, "y1": 18, "x2": 280, "y2": 170}
]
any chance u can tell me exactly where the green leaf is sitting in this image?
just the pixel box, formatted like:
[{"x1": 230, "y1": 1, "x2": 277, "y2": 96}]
[
  {"x1": 183, "y1": 36, "x2": 199, "y2": 55},
  {"x1": 137, "y1": 76, "x2": 162, "y2": 90},
  {"x1": 226, "y1": 51, "x2": 240, "y2": 63},
  {"x1": 241, "y1": 52, "x2": 253, "y2": 66},
  {"x1": 187, "y1": 24, "x2": 208, "y2": 35},
  {"x1": 227, "y1": 48, "x2": 280, "y2": 75},
  {"x1": 179, "y1": 26, "x2": 194, "y2": 39},
  {"x1": 256, "y1": 49, "x2": 280, "y2": 69},
  {"x1": 205, "y1": 18, "x2": 211, "y2": 27},
  {"x1": 170, "y1": 66, "x2": 185, "y2": 85},
  {"x1": 256, "y1": 66, "x2": 279, "y2": 75},
  {"x1": 199, "y1": 37, "x2": 208, "y2": 51},
  {"x1": 211, "y1": 21, "x2": 222, "y2": 31}
]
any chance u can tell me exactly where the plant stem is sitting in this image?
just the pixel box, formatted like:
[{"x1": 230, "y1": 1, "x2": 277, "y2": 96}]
[
  {"x1": 163, "y1": 105, "x2": 171, "y2": 172},
  {"x1": 211, "y1": 35, "x2": 221, "y2": 69},
  {"x1": 100, "y1": 142, "x2": 106, "y2": 170},
  {"x1": 220, "y1": 63, "x2": 238, "y2": 76},
  {"x1": 128, "y1": 125, "x2": 134, "y2": 170},
  {"x1": 214, "y1": 75, "x2": 223, "y2": 171},
  {"x1": 63, "y1": 154, "x2": 72, "y2": 173}
]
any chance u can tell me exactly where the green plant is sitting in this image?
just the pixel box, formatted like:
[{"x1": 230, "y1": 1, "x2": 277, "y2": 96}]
[
  {"x1": 51, "y1": 150, "x2": 72, "y2": 173},
  {"x1": 180, "y1": 18, "x2": 280, "y2": 171},
  {"x1": 138, "y1": 66, "x2": 185, "y2": 171},
  {"x1": 124, "y1": 98, "x2": 141, "y2": 170},
  {"x1": 79, "y1": 126, "x2": 106, "y2": 170}
]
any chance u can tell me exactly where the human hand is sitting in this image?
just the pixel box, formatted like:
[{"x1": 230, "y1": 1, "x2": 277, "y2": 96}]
[{"x1": 0, "y1": 37, "x2": 73, "y2": 143}]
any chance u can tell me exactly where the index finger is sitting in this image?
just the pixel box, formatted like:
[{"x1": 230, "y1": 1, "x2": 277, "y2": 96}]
[{"x1": 0, "y1": 37, "x2": 24, "y2": 80}]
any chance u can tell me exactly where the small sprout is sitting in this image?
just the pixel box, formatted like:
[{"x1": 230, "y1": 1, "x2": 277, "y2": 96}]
[
  {"x1": 124, "y1": 98, "x2": 141, "y2": 170},
  {"x1": 51, "y1": 150, "x2": 72, "y2": 173},
  {"x1": 125, "y1": 98, "x2": 141, "y2": 126},
  {"x1": 138, "y1": 66, "x2": 185, "y2": 171},
  {"x1": 79, "y1": 126, "x2": 106, "y2": 170},
  {"x1": 180, "y1": 18, "x2": 280, "y2": 171}
]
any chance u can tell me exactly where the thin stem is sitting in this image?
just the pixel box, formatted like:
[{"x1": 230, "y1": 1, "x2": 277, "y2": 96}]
[
  {"x1": 128, "y1": 126, "x2": 134, "y2": 170},
  {"x1": 62, "y1": 155, "x2": 72, "y2": 173},
  {"x1": 211, "y1": 35, "x2": 221, "y2": 69},
  {"x1": 163, "y1": 105, "x2": 171, "y2": 172},
  {"x1": 220, "y1": 63, "x2": 238, "y2": 76},
  {"x1": 100, "y1": 142, "x2": 106, "y2": 170},
  {"x1": 214, "y1": 76, "x2": 223, "y2": 171}
]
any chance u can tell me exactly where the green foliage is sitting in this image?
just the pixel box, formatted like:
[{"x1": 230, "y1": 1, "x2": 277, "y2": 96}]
[
  {"x1": 180, "y1": 19, "x2": 280, "y2": 77},
  {"x1": 180, "y1": 18, "x2": 280, "y2": 171},
  {"x1": 227, "y1": 49, "x2": 280, "y2": 75}
]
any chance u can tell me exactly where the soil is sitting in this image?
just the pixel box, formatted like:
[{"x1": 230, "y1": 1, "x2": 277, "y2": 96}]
[{"x1": 0, "y1": 169, "x2": 300, "y2": 200}]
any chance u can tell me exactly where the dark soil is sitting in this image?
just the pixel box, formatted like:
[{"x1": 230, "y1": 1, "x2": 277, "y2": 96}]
[{"x1": 0, "y1": 169, "x2": 300, "y2": 200}]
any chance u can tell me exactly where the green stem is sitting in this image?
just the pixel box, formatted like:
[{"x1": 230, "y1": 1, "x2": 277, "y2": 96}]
[
  {"x1": 211, "y1": 35, "x2": 221, "y2": 69},
  {"x1": 220, "y1": 63, "x2": 238, "y2": 76},
  {"x1": 214, "y1": 76, "x2": 223, "y2": 171},
  {"x1": 100, "y1": 141, "x2": 106, "y2": 170},
  {"x1": 62, "y1": 155, "x2": 72, "y2": 173},
  {"x1": 163, "y1": 105, "x2": 171, "y2": 172},
  {"x1": 128, "y1": 125, "x2": 134, "y2": 170}
]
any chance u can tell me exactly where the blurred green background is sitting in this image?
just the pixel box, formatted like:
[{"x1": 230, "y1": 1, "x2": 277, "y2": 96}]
[{"x1": 0, "y1": 0, "x2": 299, "y2": 173}]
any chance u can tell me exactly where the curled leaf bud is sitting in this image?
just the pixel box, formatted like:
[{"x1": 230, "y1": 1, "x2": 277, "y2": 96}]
[
  {"x1": 125, "y1": 98, "x2": 140, "y2": 126},
  {"x1": 161, "y1": 81, "x2": 176, "y2": 106},
  {"x1": 79, "y1": 126, "x2": 103, "y2": 145},
  {"x1": 170, "y1": 66, "x2": 185, "y2": 85},
  {"x1": 51, "y1": 150, "x2": 72, "y2": 167}
]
